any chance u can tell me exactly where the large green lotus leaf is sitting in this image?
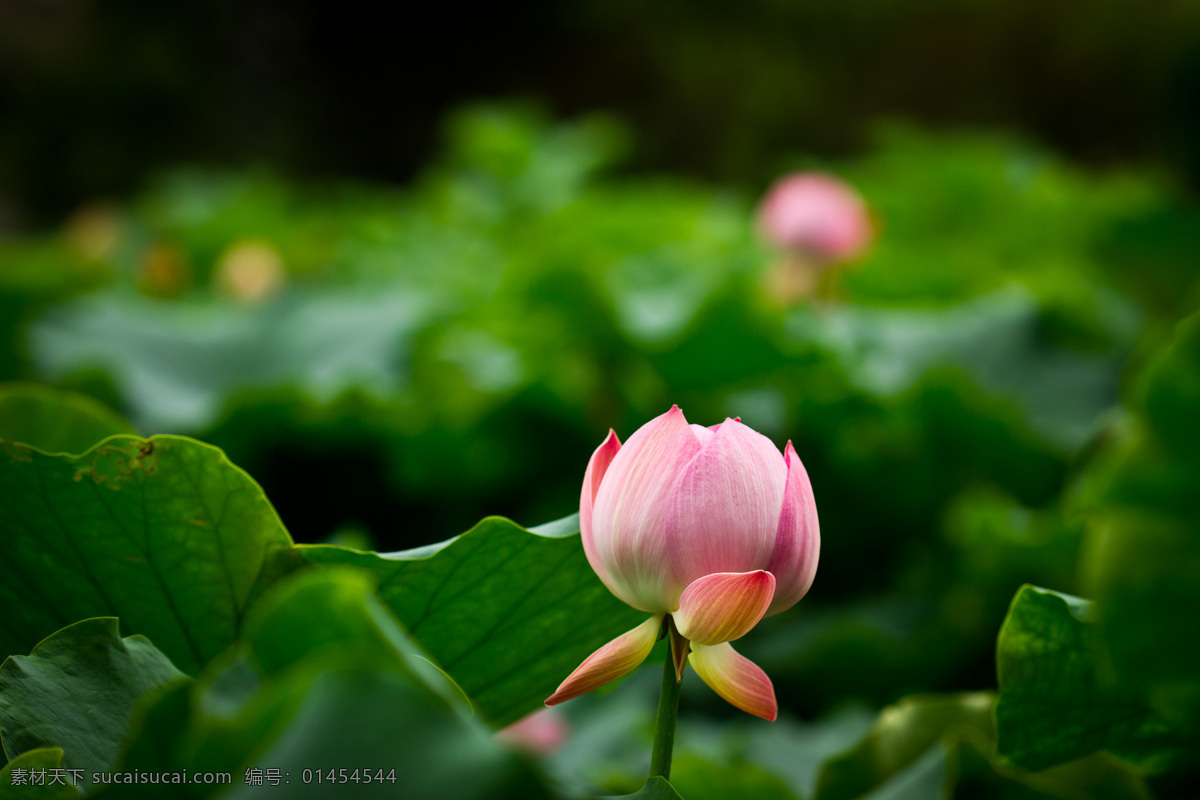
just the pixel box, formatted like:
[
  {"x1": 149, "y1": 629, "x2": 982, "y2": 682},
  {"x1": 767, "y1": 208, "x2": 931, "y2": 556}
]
[
  {"x1": 236, "y1": 565, "x2": 467, "y2": 710},
  {"x1": 0, "y1": 618, "x2": 187, "y2": 774},
  {"x1": 224, "y1": 669, "x2": 551, "y2": 800},
  {"x1": 118, "y1": 665, "x2": 553, "y2": 800},
  {"x1": 116, "y1": 568, "x2": 555, "y2": 799},
  {"x1": 0, "y1": 748, "x2": 77, "y2": 800},
  {"x1": 994, "y1": 585, "x2": 1188, "y2": 771},
  {"x1": 296, "y1": 513, "x2": 644, "y2": 727},
  {"x1": 0, "y1": 383, "x2": 135, "y2": 455},
  {"x1": 0, "y1": 435, "x2": 294, "y2": 673}
]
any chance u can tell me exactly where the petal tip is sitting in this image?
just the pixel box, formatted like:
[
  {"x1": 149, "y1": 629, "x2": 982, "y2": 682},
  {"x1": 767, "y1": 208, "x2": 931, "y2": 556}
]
[
  {"x1": 689, "y1": 642, "x2": 778, "y2": 721},
  {"x1": 543, "y1": 615, "x2": 662, "y2": 707}
]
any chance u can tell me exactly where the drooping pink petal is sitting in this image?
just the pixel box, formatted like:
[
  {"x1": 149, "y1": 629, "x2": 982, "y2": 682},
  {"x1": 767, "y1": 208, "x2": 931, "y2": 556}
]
[
  {"x1": 672, "y1": 570, "x2": 776, "y2": 645},
  {"x1": 689, "y1": 641, "x2": 778, "y2": 721},
  {"x1": 545, "y1": 615, "x2": 663, "y2": 707},
  {"x1": 664, "y1": 419, "x2": 787, "y2": 592},
  {"x1": 580, "y1": 429, "x2": 622, "y2": 590},
  {"x1": 765, "y1": 441, "x2": 820, "y2": 617},
  {"x1": 591, "y1": 406, "x2": 703, "y2": 611}
]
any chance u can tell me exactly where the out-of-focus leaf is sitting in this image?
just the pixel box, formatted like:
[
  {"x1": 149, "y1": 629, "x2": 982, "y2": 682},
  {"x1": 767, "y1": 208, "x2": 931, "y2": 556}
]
[
  {"x1": 743, "y1": 707, "x2": 876, "y2": 800},
  {"x1": 607, "y1": 776, "x2": 684, "y2": 799},
  {"x1": 1085, "y1": 511, "x2": 1200, "y2": 725},
  {"x1": 0, "y1": 382, "x2": 134, "y2": 454},
  {"x1": 786, "y1": 288, "x2": 1133, "y2": 450},
  {"x1": 816, "y1": 692, "x2": 994, "y2": 800},
  {"x1": 1081, "y1": 314, "x2": 1200, "y2": 723},
  {"x1": 0, "y1": 618, "x2": 187, "y2": 773},
  {"x1": 31, "y1": 288, "x2": 439, "y2": 432},
  {"x1": 0, "y1": 748, "x2": 77, "y2": 800},
  {"x1": 117, "y1": 566, "x2": 554, "y2": 799},
  {"x1": 237, "y1": 566, "x2": 468, "y2": 709},
  {"x1": 669, "y1": 755, "x2": 798, "y2": 800},
  {"x1": 297, "y1": 514, "x2": 644, "y2": 726},
  {"x1": 0, "y1": 435, "x2": 294, "y2": 673},
  {"x1": 994, "y1": 585, "x2": 1189, "y2": 771},
  {"x1": 819, "y1": 690, "x2": 1149, "y2": 800},
  {"x1": 1139, "y1": 313, "x2": 1200, "y2": 459}
]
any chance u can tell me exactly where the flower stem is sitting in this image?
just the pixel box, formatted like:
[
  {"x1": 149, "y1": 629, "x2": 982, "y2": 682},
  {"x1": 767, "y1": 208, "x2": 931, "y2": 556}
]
[{"x1": 649, "y1": 622, "x2": 683, "y2": 780}]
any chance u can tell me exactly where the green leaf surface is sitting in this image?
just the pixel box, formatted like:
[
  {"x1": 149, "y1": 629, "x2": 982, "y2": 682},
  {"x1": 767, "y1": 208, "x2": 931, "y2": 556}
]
[
  {"x1": 0, "y1": 435, "x2": 295, "y2": 673},
  {"x1": 0, "y1": 748, "x2": 77, "y2": 800},
  {"x1": 995, "y1": 585, "x2": 1186, "y2": 771},
  {"x1": 1086, "y1": 512, "x2": 1200, "y2": 724},
  {"x1": 743, "y1": 708, "x2": 877, "y2": 800},
  {"x1": 0, "y1": 383, "x2": 134, "y2": 455},
  {"x1": 0, "y1": 618, "x2": 187, "y2": 774},
  {"x1": 116, "y1": 567, "x2": 555, "y2": 799},
  {"x1": 1080, "y1": 315, "x2": 1200, "y2": 724},
  {"x1": 816, "y1": 692, "x2": 994, "y2": 800},
  {"x1": 31, "y1": 288, "x2": 441, "y2": 433},
  {"x1": 815, "y1": 690, "x2": 1147, "y2": 800},
  {"x1": 669, "y1": 755, "x2": 798, "y2": 800},
  {"x1": 237, "y1": 565, "x2": 468, "y2": 709},
  {"x1": 606, "y1": 776, "x2": 684, "y2": 799},
  {"x1": 785, "y1": 287, "x2": 1131, "y2": 450},
  {"x1": 296, "y1": 515, "x2": 644, "y2": 726}
]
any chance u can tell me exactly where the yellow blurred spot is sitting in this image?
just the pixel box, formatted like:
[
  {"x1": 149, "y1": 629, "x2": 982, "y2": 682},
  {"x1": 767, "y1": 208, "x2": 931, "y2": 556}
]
[
  {"x1": 65, "y1": 203, "x2": 124, "y2": 262},
  {"x1": 761, "y1": 251, "x2": 822, "y2": 306},
  {"x1": 215, "y1": 239, "x2": 286, "y2": 303}
]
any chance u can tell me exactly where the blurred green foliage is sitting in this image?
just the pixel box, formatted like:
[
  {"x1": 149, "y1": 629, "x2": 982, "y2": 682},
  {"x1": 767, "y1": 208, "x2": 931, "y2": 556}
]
[{"x1": 2, "y1": 105, "x2": 1199, "y2": 798}]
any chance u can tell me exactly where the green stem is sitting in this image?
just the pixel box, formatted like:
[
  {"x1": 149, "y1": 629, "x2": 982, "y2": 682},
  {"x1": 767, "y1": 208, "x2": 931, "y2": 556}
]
[{"x1": 649, "y1": 624, "x2": 683, "y2": 780}]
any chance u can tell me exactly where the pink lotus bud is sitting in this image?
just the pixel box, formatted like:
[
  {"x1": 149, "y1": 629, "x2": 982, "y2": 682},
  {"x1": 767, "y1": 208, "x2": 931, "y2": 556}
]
[
  {"x1": 757, "y1": 172, "x2": 872, "y2": 261},
  {"x1": 547, "y1": 406, "x2": 820, "y2": 721}
]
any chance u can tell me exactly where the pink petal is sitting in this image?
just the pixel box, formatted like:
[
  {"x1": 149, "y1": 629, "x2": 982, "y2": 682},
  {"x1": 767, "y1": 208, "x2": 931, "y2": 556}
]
[
  {"x1": 689, "y1": 424, "x2": 715, "y2": 447},
  {"x1": 580, "y1": 429, "x2": 622, "y2": 590},
  {"x1": 765, "y1": 441, "x2": 820, "y2": 617},
  {"x1": 672, "y1": 570, "x2": 776, "y2": 645},
  {"x1": 689, "y1": 641, "x2": 778, "y2": 721},
  {"x1": 591, "y1": 406, "x2": 703, "y2": 612},
  {"x1": 494, "y1": 709, "x2": 570, "y2": 754},
  {"x1": 545, "y1": 615, "x2": 663, "y2": 706},
  {"x1": 664, "y1": 419, "x2": 787, "y2": 592}
]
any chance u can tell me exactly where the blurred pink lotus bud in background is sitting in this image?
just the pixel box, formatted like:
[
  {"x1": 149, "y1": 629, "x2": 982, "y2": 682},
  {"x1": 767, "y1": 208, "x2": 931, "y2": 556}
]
[
  {"x1": 757, "y1": 172, "x2": 872, "y2": 261},
  {"x1": 546, "y1": 406, "x2": 820, "y2": 721},
  {"x1": 494, "y1": 708, "x2": 570, "y2": 755}
]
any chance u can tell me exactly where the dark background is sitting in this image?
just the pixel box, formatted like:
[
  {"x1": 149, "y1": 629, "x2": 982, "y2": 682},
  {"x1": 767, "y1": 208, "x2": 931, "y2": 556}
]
[{"x1": 3, "y1": 0, "x2": 1198, "y2": 228}]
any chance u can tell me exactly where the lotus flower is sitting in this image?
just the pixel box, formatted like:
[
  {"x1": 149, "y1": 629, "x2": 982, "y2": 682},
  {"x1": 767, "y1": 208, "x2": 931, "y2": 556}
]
[
  {"x1": 545, "y1": 406, "x2": 819, "y2": 720},
  {"x1": 757, "y1": 172, "x2": 872, "y2": 261}
]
